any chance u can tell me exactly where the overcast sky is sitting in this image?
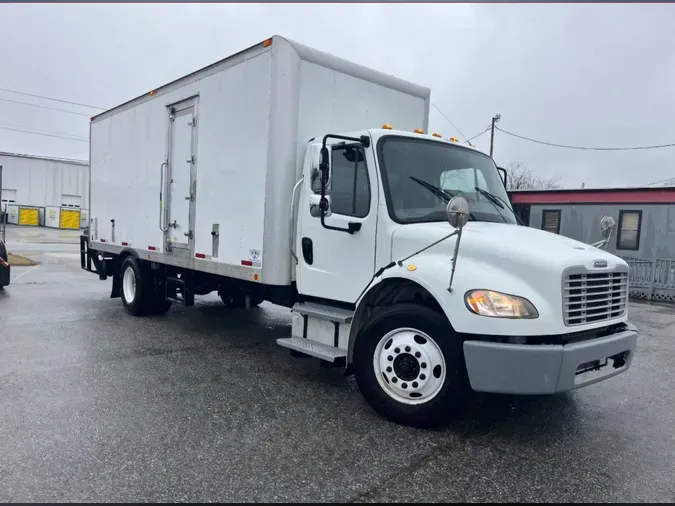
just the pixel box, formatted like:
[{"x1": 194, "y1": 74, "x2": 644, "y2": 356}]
[{"x1": 1, "y1": 3, "x2": 674, "y2": 188}]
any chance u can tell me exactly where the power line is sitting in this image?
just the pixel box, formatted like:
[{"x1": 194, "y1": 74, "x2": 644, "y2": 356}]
[
  {"x1": 431, "y1": 103, "x2": 470, "y2": 143},
  {"x1": 0, "y1": 97, "x2": 92, "y2": 117},
  {"x1": 0, "y1": 87, "x2": 105, "y2": 110},
  {"x1": 0, "y1": 122, "x2": 87, "y2": 141},
  {"x1": 0, "y1": 125, "x2": 88, "y2": 142},
  {"x1": 496, "y1": 125, "x2": 675, "y2": 151},
  {"x1": 468, "y1": 126, "x2": 491, "y2": 142}
]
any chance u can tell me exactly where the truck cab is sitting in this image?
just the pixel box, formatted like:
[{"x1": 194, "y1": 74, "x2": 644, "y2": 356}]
[{"x1": 284, "y1": 126, "x2": 637, "y2": 427}]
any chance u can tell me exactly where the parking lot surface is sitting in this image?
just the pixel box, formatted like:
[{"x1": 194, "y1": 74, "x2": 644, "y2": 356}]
[{"x1": 1, "y1": 235, "x2": 674, "y2": 502}]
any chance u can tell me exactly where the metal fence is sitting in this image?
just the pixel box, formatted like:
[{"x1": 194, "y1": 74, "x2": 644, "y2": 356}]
[{"x1": 622, "y1": 256, "x2": 675, "y2": 303}]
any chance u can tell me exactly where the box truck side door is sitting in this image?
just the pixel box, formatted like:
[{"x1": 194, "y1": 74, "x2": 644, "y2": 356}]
[
  {"x1": 164, "y1": 97, "x2": 198, "y2": 256},
  {"x1": 296, "y1": 140, "x2": 377, "y2": 303}
]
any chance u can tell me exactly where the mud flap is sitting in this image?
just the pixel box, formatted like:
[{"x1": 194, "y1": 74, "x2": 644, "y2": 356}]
[{"x1": 110, "y1": 268, "x2": 121, "y2": 298}]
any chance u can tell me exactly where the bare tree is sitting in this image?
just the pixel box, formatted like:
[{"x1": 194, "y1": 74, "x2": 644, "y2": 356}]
[{"x1": 505, "y1": 162, "x2": 562, "y2": 191}]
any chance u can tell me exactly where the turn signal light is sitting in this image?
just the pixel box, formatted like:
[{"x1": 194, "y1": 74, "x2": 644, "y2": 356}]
[
  {"x1": 414, "y1": 129, "x2": 424, "y2": 134},
  {"x1": 382, "y1": 124, "x2": 393, "y2": 130}
]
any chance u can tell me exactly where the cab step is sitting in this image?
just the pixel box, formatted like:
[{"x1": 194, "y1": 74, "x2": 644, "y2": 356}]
[
  {"x1": 277, "y1": 336, "x2": 347, "y2": 363},
  {"x1": 291, "y1": 302, "x2": 353, "y2": 323}
]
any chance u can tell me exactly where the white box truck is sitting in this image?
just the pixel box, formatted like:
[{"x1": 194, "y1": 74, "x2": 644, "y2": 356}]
[{"x1": 81, "y1": 36, "x2": 638, "y2": 427}]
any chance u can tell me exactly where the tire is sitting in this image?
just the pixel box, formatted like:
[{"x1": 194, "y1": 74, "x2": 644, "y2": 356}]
[
  {"x1": 219, "y1": 290, "x2": 263, "y2": 308},
  {"x1": 120, "y1": 256, "x2": 151, "y2": 316},
  {"x1": 353, "y1": 303, "x2": 470, "y2": 428}
]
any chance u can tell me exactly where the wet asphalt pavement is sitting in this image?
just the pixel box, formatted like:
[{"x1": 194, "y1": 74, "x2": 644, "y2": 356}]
[{"x1": 1, "y1": 237, "x2": 674, "y2": 502}]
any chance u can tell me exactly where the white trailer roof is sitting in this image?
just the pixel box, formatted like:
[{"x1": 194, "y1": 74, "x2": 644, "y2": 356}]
[{"x1": 92, "y1": 35, "x2": 431, "y2": 124}]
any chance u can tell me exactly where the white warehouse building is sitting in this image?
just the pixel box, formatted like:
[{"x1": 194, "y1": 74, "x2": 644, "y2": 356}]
[{"x1": 0, "y1": 151, "x2": 89, "y2": 229}]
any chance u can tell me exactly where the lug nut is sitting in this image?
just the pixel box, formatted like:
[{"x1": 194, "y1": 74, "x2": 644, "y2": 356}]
[
  {"x1": 394, "y1": 347, "x2": 400, "y2": 354},
  {"x1": 388, "y1": 355, "x2": 393, "y2": 361},
  {"x1": 392, "y1": 377, "x2": 398, "y2": 383},
  {"x1": 420, "y1": 374, "x2": 426, "y2": 380},
  {"x1": 386, "y1": 366, "x2": 392, "y2": 373},
  {"x1": 421, "y1": 362, "x2": 427, "y2": 369},
  {"x1": 415, "y1": 351, "x2": 421, "y2": 358},
  {"x1": 405, "y1": 346, "x2": 411, "y2": 352},
  {"x1": 401, "y1": 383, "x2": 407, "y2": 389},
  {"x1": 412, "y1": 382, "x2": 418, "y2": 388}
]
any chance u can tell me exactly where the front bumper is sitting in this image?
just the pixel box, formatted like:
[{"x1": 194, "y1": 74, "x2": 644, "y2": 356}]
[{"x1": 463, "y1": 323, "x2": 638, "y2": 394}]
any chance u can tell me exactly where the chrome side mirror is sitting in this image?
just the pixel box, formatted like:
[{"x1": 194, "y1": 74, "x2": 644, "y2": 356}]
[
  {"x1": 600, "y1": 215, "x2": 616, "y2": 239},
  {"x1": 309, "y1": 194, "x2": 331, "y2": 218},
  {"x1": 446, "y1": 196, "x2": 470, "y2": 230}
]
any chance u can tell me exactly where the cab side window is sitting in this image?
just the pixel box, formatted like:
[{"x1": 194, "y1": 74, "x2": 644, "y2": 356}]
[{"x1": 329, "y1": 146, "x2": 371, "y2": 218}]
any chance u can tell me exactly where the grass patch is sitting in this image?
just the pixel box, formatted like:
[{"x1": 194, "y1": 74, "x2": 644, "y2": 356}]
[{"x1": 7, "y1": 253, "x2": 40, "y2": 266}]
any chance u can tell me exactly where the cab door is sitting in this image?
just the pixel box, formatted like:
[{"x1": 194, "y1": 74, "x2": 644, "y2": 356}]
[{"x1": 296, "y1": 137, "x2": 378, "y2": 303}]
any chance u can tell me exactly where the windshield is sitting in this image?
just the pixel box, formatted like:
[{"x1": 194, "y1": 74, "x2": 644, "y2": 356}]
[{"x1": 377, "y1": 136, "x2": 517, "y2": 225}]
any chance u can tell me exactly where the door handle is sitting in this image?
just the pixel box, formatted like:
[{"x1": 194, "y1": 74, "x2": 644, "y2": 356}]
[{"x1": 159, "y1": 161, "x2": 168, "y2": 232}]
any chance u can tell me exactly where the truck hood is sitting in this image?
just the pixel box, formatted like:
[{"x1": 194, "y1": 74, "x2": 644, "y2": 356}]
[
  {"x1": 391, "y1": 221, "x2": 626, "y2": 274},
  {"x1": 389, "y1": 221, "x2": 628, "y2": 337}
]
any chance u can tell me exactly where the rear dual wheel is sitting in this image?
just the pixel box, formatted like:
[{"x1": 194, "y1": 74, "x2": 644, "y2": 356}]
[{"x1": 120, "y1": 256, "x2": 171, "y2": 316}]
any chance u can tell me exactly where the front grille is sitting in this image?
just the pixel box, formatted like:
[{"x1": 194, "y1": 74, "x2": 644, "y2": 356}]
[{"x1": 563, "y1": 269, "x2": 628, "y2": 326}]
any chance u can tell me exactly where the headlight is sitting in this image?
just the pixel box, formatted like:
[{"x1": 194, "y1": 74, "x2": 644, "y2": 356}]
[{"x1": 464, "y1": 290, "x2": 539, "y2": 319}]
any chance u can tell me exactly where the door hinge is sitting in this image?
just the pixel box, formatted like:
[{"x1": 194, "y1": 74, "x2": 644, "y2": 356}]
[
  {"x1": 169, "y1": 108, "x2": 176, "y2": 122},
  {"x1": 187, "y1": 155, "x2": 196, "y2": 164},
  {"x1": 188, "y1": 117, "x2": 197, "y2": 127},
  {"x1": 184, "y1": 230, "x2": 194, "y2": 240}
]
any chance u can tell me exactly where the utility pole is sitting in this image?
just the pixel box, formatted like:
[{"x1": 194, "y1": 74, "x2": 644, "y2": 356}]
[{"x1": 489, "y1": 113, "x2": 501, "y2": 158}]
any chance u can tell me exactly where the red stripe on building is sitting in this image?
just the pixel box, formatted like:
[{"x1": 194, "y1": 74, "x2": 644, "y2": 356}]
[{"x1": 510, "y1": 188, "x2": 675, "y2": 205}]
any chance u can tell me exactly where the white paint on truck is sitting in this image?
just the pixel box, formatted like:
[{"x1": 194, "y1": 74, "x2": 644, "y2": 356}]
[{"x1": 83, "y1": 35, "x2": 638, "y2": 429}]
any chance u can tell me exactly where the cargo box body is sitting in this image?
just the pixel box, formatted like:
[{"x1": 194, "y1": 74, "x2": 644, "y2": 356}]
[{"x1": 89, "y1": 36, "x2": 430, "y2": 287}]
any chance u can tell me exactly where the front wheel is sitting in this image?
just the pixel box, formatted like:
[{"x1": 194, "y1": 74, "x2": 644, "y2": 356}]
[{"x1": 353, "y1": 303, "x2": 470, "y2": 428}]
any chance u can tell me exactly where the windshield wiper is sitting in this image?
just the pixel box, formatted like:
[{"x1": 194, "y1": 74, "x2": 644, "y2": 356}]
[
  {"x1": 409, "y1": 177, "x2": 478, "y2": 222},
  {"x1": 474, "y1": 186, "x2": 507, "y2": 222},
  {"x1": 474, "y1": 187, "x2": 523, "y2": 225},
  {"x1": 410, "y1": 176, "x2": 454, "y2": 202}
]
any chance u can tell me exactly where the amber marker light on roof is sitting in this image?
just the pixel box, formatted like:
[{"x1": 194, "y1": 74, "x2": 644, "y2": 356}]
[
  {"x1": 449, "y1": 137, "x2": 459, "y2": 142},
  {"x1": 432, "y1": 133, "x2": 442, "y2": 138},
  {"x1": 382, "y1": 124, "x2": 393, "y2": 130},
  {"x1": 414, "y1": 129, "x2": 424, "y2": 134},
  {"x1": 263, "y1": 38, "x2": 273, "y2": 47}
]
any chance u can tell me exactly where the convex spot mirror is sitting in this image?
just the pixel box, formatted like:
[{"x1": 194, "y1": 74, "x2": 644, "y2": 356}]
[
  {"x1": 600, "y1": 215, "x2": 616, "y2": 239},
  {"x1": 446, "y1": 196, "x2": 470, "y2": 230}
]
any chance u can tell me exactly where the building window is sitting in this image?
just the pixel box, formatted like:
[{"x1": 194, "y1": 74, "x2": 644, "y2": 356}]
[
  {"x1": 617, "y1": 210, "x2": 642, "y2": 251},
  {"x1": 328, "y1": 145, "x2": 371, "y2": 218},
  {"x1": 541, "y1": 209, "x2": 561, "y2": 234}
]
